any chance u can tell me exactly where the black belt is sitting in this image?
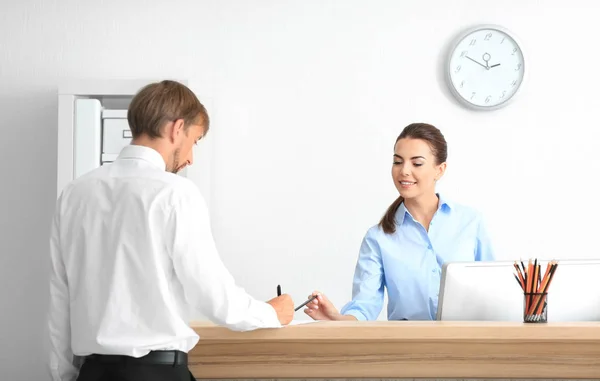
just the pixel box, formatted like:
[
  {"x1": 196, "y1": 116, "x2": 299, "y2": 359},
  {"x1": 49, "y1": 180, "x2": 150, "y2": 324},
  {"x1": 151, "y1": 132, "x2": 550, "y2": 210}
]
[{"x1": 85, "y1": 350, "x2": 187, "y2": 366}]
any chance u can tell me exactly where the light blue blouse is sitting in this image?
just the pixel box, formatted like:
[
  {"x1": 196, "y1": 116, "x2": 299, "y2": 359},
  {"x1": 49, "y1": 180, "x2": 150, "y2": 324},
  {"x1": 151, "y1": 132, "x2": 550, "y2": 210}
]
[{"x1": 340, "y1": 194, "x2": 495, "y2": 320}]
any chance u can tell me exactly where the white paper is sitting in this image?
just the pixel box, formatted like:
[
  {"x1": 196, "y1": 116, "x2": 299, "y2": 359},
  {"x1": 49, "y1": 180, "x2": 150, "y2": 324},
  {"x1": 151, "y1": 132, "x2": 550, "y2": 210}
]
[{"x1": 287, "y1": 319, "x2": 319, "y2": 326}]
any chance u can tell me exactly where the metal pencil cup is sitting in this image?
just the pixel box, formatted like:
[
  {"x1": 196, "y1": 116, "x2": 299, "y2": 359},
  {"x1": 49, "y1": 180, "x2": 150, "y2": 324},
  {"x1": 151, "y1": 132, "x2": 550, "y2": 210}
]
[{"x1": 524, "y1": 292, "x2": 548, "y2": 323}]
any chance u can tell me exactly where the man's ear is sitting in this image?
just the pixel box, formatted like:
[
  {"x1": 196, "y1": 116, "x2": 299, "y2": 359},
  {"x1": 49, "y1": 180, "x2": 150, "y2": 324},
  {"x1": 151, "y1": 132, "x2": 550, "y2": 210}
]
[{"x1": 168, "y1": 119, "x2": 185, "y2": 142}]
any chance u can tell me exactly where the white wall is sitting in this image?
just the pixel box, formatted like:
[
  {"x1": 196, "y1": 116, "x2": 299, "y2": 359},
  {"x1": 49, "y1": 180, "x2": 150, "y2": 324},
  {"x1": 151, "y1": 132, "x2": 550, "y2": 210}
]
[{"x1": 1, "y1": 1, "x2": 600, "y2": 380}]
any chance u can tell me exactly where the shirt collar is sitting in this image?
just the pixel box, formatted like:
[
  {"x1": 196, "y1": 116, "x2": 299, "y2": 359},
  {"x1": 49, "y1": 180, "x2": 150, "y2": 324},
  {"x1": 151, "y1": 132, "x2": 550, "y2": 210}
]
[
  {"x1": 117, "y1": 144, "x2": 166, "y2": 170},
  {"x1": 395, "y1": 193, "x2": 453, "y2": 226}
]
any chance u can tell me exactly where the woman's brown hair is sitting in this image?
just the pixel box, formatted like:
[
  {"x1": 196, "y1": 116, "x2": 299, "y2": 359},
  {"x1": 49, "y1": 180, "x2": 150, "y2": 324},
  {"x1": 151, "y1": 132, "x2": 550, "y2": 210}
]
[{"x1": 378, "y1": 123, "x2": 448, "y2": 234}]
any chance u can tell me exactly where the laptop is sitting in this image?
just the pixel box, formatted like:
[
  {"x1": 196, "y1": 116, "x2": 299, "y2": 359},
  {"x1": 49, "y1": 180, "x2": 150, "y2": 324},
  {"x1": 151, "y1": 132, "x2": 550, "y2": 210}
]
[{"x1": 436, "y1": 259, "x2": 600, "y2": 321}]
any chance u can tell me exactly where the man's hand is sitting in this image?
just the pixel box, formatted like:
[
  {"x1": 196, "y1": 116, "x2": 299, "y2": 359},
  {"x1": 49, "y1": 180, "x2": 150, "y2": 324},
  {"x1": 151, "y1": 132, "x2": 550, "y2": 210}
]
[{"x1": 267, "y1": 294, "x2": 294, "y2": 325}]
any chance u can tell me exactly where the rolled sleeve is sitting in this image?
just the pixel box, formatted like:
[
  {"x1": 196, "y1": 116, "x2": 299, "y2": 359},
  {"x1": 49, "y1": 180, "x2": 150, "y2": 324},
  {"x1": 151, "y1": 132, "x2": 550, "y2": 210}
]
[
  {"x1": 475, "y1": 213, "x2": 495, "y2": 262},
  {"x1": 340, "y1": 229, "x2": 385, "y2": 321}
]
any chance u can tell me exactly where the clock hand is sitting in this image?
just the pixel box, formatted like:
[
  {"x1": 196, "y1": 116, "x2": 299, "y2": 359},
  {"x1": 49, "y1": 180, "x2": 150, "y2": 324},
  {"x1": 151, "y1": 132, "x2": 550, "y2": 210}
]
[
  {"x1": 482, "y1": 53, "x2": 491, "y2": 69},
  {"x1": 490, "y1": 63, "x2": 501, "y2": 68},
  {"x1": 465, "y1": 56, "x2": 489, "y2": 70}
]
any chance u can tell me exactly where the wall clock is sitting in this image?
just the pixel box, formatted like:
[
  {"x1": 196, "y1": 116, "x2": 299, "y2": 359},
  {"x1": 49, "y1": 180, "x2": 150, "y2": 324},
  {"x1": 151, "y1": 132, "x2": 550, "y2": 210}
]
[{"x1": 446, "y1": 25, "x2": 525, "y2": 110}]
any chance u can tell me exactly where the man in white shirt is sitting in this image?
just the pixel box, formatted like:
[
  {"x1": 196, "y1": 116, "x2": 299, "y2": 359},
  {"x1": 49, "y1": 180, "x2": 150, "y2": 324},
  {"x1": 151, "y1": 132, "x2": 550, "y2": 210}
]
[{"x1": 46, "y1": 80, "x2": 294, "y2": 381}]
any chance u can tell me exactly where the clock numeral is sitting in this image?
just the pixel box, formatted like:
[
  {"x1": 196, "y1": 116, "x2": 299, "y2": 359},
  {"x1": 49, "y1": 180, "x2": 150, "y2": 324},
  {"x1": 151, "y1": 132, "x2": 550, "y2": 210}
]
[
  {"x1": 485, "y1": 96, "x2": 492, "y2": 104},
  {"x1": 500, "y1": 90, "x2": 506, "y2": 98},
  {"x1": 511, "y1": 79, "x2": 518, "y2": 87},
  {"x1": 471, "y1": 92, "x2": 476, "y2": 100},
  {"x1": 455, "y1": 65, "x2": 462, "y2": 73},
  {"x1": 460, "y1": 50, "x2": 468, "y2": 58},
  {"x1": 460, "y1": 80, "x2": 465, "y2": 88},
  {"x1": 484, "y1": 33, "x2": 492, "y2": 41},
  {"x1": 515, "y1": 63, "x2": 522, "y2": 71},
  {"x1": 500, "y1": 37, "x2": 506, "y2": 44},
  {"x1": 469, "y1": 39, "x2": 477, "y2": 46},
  {"x1": 512, "y1": 47, "x2": 518, "y2": 55}
]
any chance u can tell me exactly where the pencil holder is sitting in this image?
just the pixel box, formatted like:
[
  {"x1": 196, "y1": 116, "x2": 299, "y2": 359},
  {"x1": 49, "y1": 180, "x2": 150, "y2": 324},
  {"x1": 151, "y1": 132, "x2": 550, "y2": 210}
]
[{"x1": 523, "y1": 292, "x2": 548, "y2": 323}]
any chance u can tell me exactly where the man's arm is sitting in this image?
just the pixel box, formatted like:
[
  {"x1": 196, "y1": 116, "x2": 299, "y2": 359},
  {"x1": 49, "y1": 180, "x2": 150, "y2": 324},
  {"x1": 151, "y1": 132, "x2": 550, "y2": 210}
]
[
  {"x1": 47, "y1": 202, "x2": 78, "y2": 381},
  {"x1": 170, "y1": 184, "x2": 288, "y2": 331}
]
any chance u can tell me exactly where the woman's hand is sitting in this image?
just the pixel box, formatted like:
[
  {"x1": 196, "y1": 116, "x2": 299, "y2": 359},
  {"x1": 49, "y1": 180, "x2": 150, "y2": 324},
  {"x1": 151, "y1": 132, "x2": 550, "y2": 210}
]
[{"x1": 303, "y1": 291, "x2": 342, "y2": 320}]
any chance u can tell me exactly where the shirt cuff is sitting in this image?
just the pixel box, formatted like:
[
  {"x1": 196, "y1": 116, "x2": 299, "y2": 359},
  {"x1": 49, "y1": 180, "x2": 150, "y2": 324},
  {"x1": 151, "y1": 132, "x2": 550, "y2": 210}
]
[
  {"x1": 252, "y1": 300, "x2": 282, "y2": 328},
  {"x1": 342, "y1": 309, "x2": 368, "y2": 321}
]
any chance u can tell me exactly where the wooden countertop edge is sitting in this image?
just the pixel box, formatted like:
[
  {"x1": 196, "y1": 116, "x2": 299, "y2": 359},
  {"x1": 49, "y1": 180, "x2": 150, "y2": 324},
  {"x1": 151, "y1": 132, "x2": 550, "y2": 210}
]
[
  {"x1": 190, "y1": 320, "x2": 600, "y2": 341},
  {"x1": 188, "y1": 321, "x2": 600, "y2": 379}
]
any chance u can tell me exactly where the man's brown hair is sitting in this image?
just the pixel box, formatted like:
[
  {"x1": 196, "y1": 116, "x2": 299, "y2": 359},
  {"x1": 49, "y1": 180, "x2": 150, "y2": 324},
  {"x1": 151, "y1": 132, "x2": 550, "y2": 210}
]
[{"x1": 127, "y1": 80, "x2": 209, "y2": 139}]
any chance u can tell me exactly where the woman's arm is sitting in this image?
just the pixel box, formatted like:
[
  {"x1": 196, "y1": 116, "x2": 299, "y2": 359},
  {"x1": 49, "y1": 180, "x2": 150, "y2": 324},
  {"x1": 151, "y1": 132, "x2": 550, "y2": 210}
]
[
  {"x1": 339, "y1": 231, "x2": 385, "y2": 320},
  {"x1": 475, "y1": 213, "x2": 495, "y2": 261},
  {"x1": 304, "y1": 229, "x2": 385, "y2": 321}
]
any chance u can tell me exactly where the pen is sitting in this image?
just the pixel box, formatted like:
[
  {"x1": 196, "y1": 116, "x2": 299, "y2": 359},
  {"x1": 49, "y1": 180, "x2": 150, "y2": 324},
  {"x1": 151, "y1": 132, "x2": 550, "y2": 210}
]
[
  {"x1": 277, "y1": 285, "x2": 281, "y2": 297},
  {"x1": 294, "y1": 294, "x2": 319, "y2": 312}
]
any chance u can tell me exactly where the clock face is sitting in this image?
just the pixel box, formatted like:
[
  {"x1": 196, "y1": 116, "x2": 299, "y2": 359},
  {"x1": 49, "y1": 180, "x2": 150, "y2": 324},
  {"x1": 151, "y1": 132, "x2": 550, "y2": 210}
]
[{"x1": 447, "y1": 26, "x2": 525, "y2": 110}]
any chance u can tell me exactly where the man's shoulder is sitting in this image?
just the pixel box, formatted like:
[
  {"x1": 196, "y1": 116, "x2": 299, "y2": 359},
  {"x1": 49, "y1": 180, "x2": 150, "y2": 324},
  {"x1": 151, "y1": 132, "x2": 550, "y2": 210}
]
[
  {"x1": 162, "y1": 173, "x2": 203, "y2": 197},
  {"x1": 150, "y1": 173, "x2": 208, "y2": 211},
  {"x1": 60, "y1": 166, "x2": 203, "y2": 204},
  {"x1": 59, "y1": 165, "x2": 108, "y2": 197}
]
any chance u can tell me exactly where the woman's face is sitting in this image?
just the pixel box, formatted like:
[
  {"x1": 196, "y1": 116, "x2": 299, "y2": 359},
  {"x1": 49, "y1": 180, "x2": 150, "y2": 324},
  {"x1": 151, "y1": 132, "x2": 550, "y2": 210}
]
[{"x1": 391, "y1": 138, "x2": 446, "y2": 199}]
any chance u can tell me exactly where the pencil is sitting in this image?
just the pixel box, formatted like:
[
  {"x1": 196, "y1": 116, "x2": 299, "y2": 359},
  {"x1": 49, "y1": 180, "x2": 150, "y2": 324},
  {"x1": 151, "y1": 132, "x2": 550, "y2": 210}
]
[
  {"x1": 524, "y1": 260, "x2": 533, "y2": 313},
  {"x1": 514, "y1": 262, "x2": 525, "y2": 290},
  {"x1": 514, "y1": 274, "x2": 523, "y2": 290},
  {"x1": 529, "y1": 261, "x2": 551, "y2": 315},
  {"x1": 520, "y1": 259, "x2": 559, "y2": 320},
  {"x1": 294, "y1": 294, "x2": 318, "y2": 312},
  {"x1": 532, "y1": 261, "x2": 558, "y2": 316}
]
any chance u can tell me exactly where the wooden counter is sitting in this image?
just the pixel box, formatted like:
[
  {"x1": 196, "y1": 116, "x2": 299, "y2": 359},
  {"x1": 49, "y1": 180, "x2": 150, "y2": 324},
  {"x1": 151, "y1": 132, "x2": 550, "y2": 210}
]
[{"x1": 188, "y1": 320, "x2": 600, "y2": 379}]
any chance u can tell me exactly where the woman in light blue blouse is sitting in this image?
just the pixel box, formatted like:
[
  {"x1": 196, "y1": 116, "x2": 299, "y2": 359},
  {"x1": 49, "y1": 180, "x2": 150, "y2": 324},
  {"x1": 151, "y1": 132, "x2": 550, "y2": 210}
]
[{"x1": 304, "y1": 123, "x2": 495, "y2": 321}]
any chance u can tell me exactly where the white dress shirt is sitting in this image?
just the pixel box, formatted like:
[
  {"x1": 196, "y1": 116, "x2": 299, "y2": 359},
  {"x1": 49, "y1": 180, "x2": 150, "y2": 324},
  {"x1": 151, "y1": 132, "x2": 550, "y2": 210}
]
[{"x1": 47, "y1": 145, "x2": 281, "y2": 381}]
